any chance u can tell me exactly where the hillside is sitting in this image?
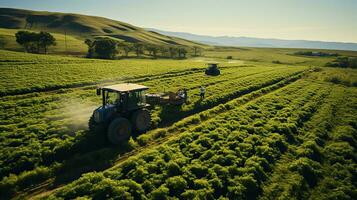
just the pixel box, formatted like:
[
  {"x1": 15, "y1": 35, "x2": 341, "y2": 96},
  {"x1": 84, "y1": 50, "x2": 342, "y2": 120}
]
[
  {"x1": 0, "y1": 8, "x2": 205, "y2": 48},
  {"x1": 148, "y1": 28, "x2": 357, "y2": 51}
]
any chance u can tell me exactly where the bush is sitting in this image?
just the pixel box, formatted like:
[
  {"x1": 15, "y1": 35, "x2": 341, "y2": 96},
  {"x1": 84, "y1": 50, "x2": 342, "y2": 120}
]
[
  {"x1": 150, "y1": 185, "x2": 169, "y2": 200},
  {"x1": 166, "y1": 176, "x2": 187, "y2": 196},
  {"x1": 289, "y1": 158, "x2": 322, "y2": 187}
]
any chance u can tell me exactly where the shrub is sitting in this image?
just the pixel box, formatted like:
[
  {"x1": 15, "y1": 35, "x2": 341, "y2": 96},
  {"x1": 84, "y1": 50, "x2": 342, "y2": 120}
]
[
  {"x1": 149, "y1": 185, "x2": 169, "y2": 200},
  {"x1": 289, "y1": 158, "x2": 322, "y2": 187},
  {"x1": 166, "y1": 176, "x2": 187, "y2": 196}
]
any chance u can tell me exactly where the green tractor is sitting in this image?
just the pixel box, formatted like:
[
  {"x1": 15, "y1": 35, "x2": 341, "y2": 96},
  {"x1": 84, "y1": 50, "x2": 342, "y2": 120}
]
[
  {"x1": 89, "y1": 83, "x2": 151, "y2": 144},
  {"x1": 205, "y1": 63, "x2": 220, "y2": 76}
]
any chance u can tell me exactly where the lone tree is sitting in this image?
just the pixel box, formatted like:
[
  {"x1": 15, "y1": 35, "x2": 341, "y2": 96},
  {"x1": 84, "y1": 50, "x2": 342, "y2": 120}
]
[
  {"x1": 92, "y1": 38, "x2": 118, "y2": 59},
  {"x1": 38, "y1": 31, "x2": 56, "y2": 54}
]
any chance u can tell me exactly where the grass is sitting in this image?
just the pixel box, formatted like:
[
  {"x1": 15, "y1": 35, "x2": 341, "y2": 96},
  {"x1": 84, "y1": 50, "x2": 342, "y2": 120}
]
[
  {"x1": 0, "y1": 8, "x2": 206, "y2": 48},
  {"x1": 0, "y1": 28, "x2": 87, "y2": 55},
  {"x1": 203, "y1": 46, "x2": 357, "y2": 66}
]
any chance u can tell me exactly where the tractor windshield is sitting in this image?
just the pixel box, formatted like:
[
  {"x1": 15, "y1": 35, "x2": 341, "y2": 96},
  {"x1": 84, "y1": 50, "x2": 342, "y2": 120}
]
[
  {"x1": 105, "y1": 91, "x2": 120, "y2": 105},
  {"x1": 102, "y1": 90, "x2": 146, "y2": 110},
  {"x1": 127, "y1": 90, "x2": 146, "y2": 109}
]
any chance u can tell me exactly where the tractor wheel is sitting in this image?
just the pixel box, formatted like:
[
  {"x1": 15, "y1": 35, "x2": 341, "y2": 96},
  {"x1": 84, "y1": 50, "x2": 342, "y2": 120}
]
[
  {"x1": 88, "y1": 113, "x2": 106, "y2": 134},
  {"x1": 131, "y1": 109, "x2": 151, "y2": 132},
  {"x1": 107, "y1": 118, "x2": 132, "y2": 144}
]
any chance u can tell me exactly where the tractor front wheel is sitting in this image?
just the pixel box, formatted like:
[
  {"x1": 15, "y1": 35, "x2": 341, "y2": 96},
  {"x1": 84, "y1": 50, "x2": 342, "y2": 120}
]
[
  {"x1": 107, "y1": 117, "x2": 132, "y2": 145},
  {"x1": 89, "y1": 113, "x2": 106, "y2": 134}
]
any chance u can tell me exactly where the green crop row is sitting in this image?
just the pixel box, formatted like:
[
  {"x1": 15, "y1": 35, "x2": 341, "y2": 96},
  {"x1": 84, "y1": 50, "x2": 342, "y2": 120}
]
[
  {"x1": 0, "y1": 49, "x2": 217, "y2": 96},
  {"x1": 46, "y1": 75, "x2": 337, "y2": 199},
  {"x1": 0, "y1": 66, "x2": 307, "y2": 197},
  {"x1": 260, "y1": 84, "x2": 357, "y2": 200},
  {"x1": 0, "y1": 66, "x2": 305, "y2": 178}
]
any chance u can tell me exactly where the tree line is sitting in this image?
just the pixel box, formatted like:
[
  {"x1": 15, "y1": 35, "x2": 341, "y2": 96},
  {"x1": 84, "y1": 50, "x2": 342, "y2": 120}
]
[
  {"x1": 15, "y1": 31, "x2": 56, "y2": 54},
  {"x1": 13, "y1": 31, "x2": 203, "y2": 59},
  {"x1": 325, "y1": 56, "x2": 357, "y2": 68},
  {"x1": 84, "y1": 37, "x2": 203, "y2": 59}
]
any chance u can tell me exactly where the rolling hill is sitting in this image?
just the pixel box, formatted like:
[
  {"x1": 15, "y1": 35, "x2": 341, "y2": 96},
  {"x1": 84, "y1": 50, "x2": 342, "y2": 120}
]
[
  {"x1": 0, "y1": 8, "x2": 205, "y2": 50},
  {"x1": 148, "y1": 28, "x2": 357, "y2": 51}
]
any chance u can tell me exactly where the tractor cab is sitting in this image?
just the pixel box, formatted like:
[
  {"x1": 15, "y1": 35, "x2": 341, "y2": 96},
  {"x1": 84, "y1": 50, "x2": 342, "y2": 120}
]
[
  {"x1": 90, "y1": 83, "x2": 151, "y2": 144},
  {"x1": 97, "y1": 83, "x2": 149, "y2": 112}
]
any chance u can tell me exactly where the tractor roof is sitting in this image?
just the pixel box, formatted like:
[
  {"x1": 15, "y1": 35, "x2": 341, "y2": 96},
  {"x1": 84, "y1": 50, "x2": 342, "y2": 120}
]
[{"x1": 101, "y1": 83, "x2": 149, "y2": 92}]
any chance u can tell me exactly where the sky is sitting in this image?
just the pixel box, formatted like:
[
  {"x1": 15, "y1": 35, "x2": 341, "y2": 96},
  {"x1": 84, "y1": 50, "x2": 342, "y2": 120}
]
[{"x1": 1, "y1": 0, "x2": 357, "y2": 43}]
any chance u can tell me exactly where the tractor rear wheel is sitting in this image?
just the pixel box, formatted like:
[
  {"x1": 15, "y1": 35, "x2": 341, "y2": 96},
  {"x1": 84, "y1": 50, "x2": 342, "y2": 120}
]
[
  {"x1": 131, "y1": 109, "x2": 151, "y2": 132},
  {"x1": 107, "y1": 117, "x2": 132, "y2": 144}
]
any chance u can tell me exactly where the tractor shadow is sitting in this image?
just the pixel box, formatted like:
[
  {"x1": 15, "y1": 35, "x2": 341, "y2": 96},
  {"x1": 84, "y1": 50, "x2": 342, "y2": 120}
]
[{"x1": 49, "y1": 130, "x2": 133, "y2": 188}]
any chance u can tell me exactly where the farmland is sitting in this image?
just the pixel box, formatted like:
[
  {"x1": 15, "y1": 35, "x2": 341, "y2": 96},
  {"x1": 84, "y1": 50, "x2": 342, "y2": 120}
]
[{"x1": 0, "y1": 46, "x2": 356, "y2": 200}]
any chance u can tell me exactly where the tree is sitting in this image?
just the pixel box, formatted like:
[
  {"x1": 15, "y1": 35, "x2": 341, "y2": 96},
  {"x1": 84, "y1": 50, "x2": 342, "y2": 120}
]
[
  {"x1": 192, "y1": 46, "x2": 202, "y2": 57},
  {"x1": 38, "y1": 32, "x2": 56, "y2": 54},
  {"x1": 15, "y1": 31, "x2": 56, "y2": 54},
  {"x1": 133, "y1": 43, "x2": 144, "y2": 57},
  {"x1": 84, "y1": 39, "x2": 94, "y2": 58},
  {"x1": 169, "y1": 46, "x2": 178, "y2": 58},
  {"x1": 93, "y1": 38, "x2": 118, "y2": 59},
  {"x1": 159, "y1": 46, "x2": 169, "y2": 57},
  {"x1": 121, "y1": 42, "x2": 133, "y2": 57},
  {"x1": 15, "y1": 31, "x2": 39, "y2": 53},
  {"x1": 178, "y1": 47, "x2": 188, "y2": 59},
  {"x1": 146, "y1": 44, "x2": 159, "y2": 58}
]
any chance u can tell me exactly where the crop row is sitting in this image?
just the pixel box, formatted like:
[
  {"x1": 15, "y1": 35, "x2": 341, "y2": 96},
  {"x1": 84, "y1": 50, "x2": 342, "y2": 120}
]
[
  {"x1": 0, "y1": 66, "x2": 306, "y2": 179},
  {"x1": 2, "y1": 49, "x2": 230, "y2": 96},
  {"x1": 259, "y1": 84, "x2": 357, "y2": 200},
  {"x1": 45, "y1": 76, "x2": 333, "y2": 199},
  {"x1": 0, "y1": 66, "x2": 307, "y2": 197}
]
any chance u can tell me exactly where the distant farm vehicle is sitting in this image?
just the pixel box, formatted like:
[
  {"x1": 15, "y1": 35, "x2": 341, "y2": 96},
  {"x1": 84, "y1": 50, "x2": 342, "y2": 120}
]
[
  {"x1": 205, "y1": 63, "x2": 220, "y2": 76},
  {"x1": 89, "y1": 83, "x2": 187, "y2": 144}
]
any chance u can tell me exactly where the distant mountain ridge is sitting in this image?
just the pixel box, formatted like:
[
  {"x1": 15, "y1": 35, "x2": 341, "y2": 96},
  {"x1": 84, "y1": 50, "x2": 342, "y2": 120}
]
[
  {"x1": 148, "y1": 28, "x2": 357, "y2": 51},
  {"x1": 0, "y1": 8, "x2": 204, "y2": 47}
]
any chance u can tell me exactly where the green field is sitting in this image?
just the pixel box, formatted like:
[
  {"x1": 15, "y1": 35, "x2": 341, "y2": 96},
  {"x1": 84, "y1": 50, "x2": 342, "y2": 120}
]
[{"x1": 0, "y1": 46, "x2": 356, "y2": 200}]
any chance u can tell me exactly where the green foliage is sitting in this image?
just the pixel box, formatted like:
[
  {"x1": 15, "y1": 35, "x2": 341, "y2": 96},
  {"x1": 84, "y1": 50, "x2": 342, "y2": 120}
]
[
  {"x1": 166, "y1": 176, "x2": 188, "y2": 196},
  {"x1": 15, "y1": 31, "x2": 56, "y2": 53},
  {"x1": 92, "y1": 38, "x2": 118, "y2": 59},
  {"x1": 326, "y1": 56, "x2": 357, "y2": 68},
  {"x1": 294, "y1": 51, "x2": 338, "y2": 57}
]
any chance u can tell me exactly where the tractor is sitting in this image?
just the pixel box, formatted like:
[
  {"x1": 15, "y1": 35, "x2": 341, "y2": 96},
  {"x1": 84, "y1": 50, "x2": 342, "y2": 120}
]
[
  {"x1": 205, "y1": 63, "x2": 220, "y2": 76},
  {"x1": 89, "y1": 83, "x2": 151, "y2": 144},
  {"x1": 89, "y1": 83, "x2": 187, "y2": 144}
]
